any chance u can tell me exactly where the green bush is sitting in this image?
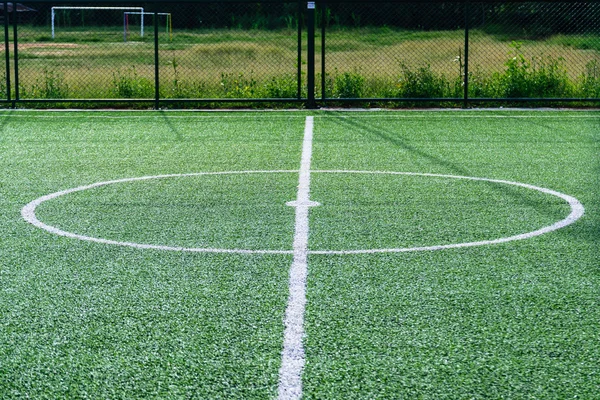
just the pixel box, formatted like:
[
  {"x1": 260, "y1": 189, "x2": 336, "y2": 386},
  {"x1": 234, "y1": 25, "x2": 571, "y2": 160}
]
[
  {"x1": 264, "y1": 75, "x2": 299, "y2": 99},
  {"x1": 220, "y1": 72, "x2": 258, "y2": 98},
  {"x1": 333, "y1": 71, "x2": 365, "y2": 98},
  {"x1": 396, "y1": 63, "x2": 455, "y2": 98},
  {"x1": 112, "y1": 67, "x2": 154, "y2": 98},
  {"x1": 29, "y1": 69, "x2": 70, "y2": 99},
  {"x1": 492, "y1": 41, "x2": 572, "y2": 98},
  {"x1": 578, "y1": 60, "x2": 600, "y2": 98},
  {"x1": 0, "y1": 73, "x2": 6, "y2": 99}
]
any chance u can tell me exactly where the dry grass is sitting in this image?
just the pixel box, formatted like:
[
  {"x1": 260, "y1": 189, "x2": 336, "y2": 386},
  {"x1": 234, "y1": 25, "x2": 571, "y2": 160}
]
[{"x1": 4, "y1": 27, "x2": 599, "y2": 98}]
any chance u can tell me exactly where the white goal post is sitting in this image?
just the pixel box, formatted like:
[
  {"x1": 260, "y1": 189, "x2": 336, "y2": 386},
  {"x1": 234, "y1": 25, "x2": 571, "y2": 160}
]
[{"x1": 51, "y1": 6, "x2": 145, "y2": 39}]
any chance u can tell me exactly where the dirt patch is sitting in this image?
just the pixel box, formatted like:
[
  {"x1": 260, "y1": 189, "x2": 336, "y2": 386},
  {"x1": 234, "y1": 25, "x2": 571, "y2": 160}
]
[{"x1": 0, "y1": 42, "x2": 79, "y2": 51}]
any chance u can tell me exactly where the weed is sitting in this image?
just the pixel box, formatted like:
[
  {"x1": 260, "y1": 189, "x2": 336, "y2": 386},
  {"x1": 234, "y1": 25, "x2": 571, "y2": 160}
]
[
  {"x1": 397, "y1": 63, "x2": 453, "y2": 98},
  {"x1": 0, "y1": 73, "x2": 6, "y2": 99},
  {"x1": 494, "y1": 41, "x2": 572, "y2": 97},
  {"x1": 333, "y1": 70, "x2": 365, "y2": 98},
  {"x1": 30, "y1": 69, "x2": 69, "y2": 99},
  {"x1": 496, "y1": 41, "x2": 532, "y2": 97},
  {"x1": 283, "y1": 15, "x2": 298, "y2": 31},
  {"x1": 169, "y1": 58, "x2": 184, "y2": 98},
  {"x1": 530, "y1": 56, "x2": 572, "y2": 97},
  {"x1": 316, "y1": 72, "x2": 335, "y2": 99},
  {"x1": 112, "y1": 67, "x2": 153, "y2": 98},
  {"x1": 220, "y1": 72, "x2": 258, "y2": 98},
  {"x1": 578, "y1": 60, "x2": 600, "y2": 98},
  {"x1": 264, "y1": 75, "x2": 298, "y2": 98}
]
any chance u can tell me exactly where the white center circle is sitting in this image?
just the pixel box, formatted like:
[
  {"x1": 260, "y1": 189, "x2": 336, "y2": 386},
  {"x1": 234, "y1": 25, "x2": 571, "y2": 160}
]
[{"x1": 21, "y1": 170, "x2": 585, "y2": 255}]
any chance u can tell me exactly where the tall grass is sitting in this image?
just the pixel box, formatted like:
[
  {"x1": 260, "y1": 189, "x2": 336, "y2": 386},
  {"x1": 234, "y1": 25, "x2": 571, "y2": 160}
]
[{"x1": 6, "y1": 26, "x2": 600, "y2": 102}]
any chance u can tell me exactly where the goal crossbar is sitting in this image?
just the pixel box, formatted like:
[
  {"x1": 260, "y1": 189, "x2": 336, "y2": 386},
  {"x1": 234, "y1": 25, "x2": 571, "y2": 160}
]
[{"x1": 51, "y1": 6, "x2": 145, "y2": 39}]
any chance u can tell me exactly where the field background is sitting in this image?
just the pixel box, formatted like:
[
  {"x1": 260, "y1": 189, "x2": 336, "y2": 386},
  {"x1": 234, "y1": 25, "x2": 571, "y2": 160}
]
[
  {"x1": 0, "y1": 110, "x2": 598, "y2": 398},
  {"x1": 3, "y1": 24, "x2": 599, "y2": 100}
]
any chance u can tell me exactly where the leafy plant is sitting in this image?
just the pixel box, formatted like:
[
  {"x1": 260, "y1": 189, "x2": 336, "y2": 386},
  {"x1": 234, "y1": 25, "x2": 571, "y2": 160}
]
[
  {"x1": 496, "y1": 41, "x2": 532, "y2": 98},
  {"x1": 220, "y1": 72, "x2": 258, "y2": 98},
  {"x1": 578, "y1": 60, "x2": 600, "y2": 98},
  {"x1": 264, "y1": 75, "x2": 298, "y2": 99},
  {"x1": 333, "y1": 71, "x2": 365, "y2": 98},
  {"x1": 112, "y1": 67, "x2": 154, "y2": 98},
  {"x1": 397, "y1": 63, "x2": 453, "y2": 98},
  {"x1": 31, "y1": 69, "x2": 69, "y2": 99},
  {"x1": 169, "y1": 58, "x2": 185, "y2": 98},
  {"x1": 492, "y1": 41, "x2": 571, "y2": 98},
  {"x1": 0, "y1": 73, "x2": 6, "y2": 99}
]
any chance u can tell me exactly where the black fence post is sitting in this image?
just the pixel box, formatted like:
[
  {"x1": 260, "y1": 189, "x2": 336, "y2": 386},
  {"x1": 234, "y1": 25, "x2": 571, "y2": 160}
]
[
  {"x1": 321, "y1": 1, "x2": 326, "y2": 101},
  {"x1": 306, "y1": 1, "x2": 317, "y2": 109},
  {"x1": 3, "y1": 2, "x2": 11, "y2": 104},
  {"x1": 154, "y1": 11, "x2": 160, "y2": 109},
  {"x1": 463, "y1": 0, "x2": 470, "y2": 109},
  {"x1": 11, "y1": 2, "x2": 17, "y2": 106},
  {"x1": 297, "y1": 0, "x2": 302, "y2": 100}
]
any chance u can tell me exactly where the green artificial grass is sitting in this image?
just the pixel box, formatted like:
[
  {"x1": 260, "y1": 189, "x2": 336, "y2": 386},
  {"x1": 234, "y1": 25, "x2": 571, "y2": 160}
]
[
  {"x1": 0, "y1": 111, "x2": 304, "y2": 399},
  {"x1": 0, "y1": 110, "x2": 598, "y2": 398},
  {"x1": 303, "y1": 111, "x2": 600, "y2": 399}
]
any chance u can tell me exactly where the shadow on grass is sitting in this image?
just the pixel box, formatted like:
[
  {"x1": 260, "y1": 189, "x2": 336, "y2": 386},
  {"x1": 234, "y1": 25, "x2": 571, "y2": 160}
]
[
  {"x1": 0, "y1": 109, "x2": 14, "y2": 133},
  {"x1": 158, "y1": 109, "x2": 185, "y2": 142},
  {"x1": 509, "y1": 114, "x2": 600, "y2": 245},
  {"x1": 327, "y1": 112, "x2": 580, "y2": 222},
  {"x1": 329, "y1": 112, "x2": 472, "y2": 176}
]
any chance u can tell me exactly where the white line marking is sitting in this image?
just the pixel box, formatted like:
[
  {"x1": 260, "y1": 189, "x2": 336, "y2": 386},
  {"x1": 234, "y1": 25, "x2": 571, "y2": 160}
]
[
  {"x1": 21, "y1": 171, "x2": 297, "y2": 254},
  {"x1": 309, "y1": 171, "x2": 585, "y2": 254},
  {"x1": 21, "y1": 170, "x2": 584, "y2": 255},
  {"x1": 0, "y1": 113, "x2": 309, "y2": 120},
  {"x1": 278, "y1": 116, "x2": 316, "y2": 400}
]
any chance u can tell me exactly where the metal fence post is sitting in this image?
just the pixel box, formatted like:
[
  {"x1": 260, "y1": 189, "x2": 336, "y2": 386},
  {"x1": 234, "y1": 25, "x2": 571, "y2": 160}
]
[
  {"x1": 3, "y1": 2, "x2": 11, "y2": 104},
  {"x1": 463, "y1": 0, "x2": 470, "y2": 108},
  {"x1": 321, "y1": 1, "x2": 326, "y2": 101},
  {"x1": 11, "y1": 1, "x2": 17, "y2": 106},
  {"x1": 154, "y1": 10, "x2": 160, "y2": 109},
  {"x1": 297, "y1": 0, "x2": 302, "y2": 100},
  {"x1": 306, "y1": 1, "x2": 317, "y2": 109}
]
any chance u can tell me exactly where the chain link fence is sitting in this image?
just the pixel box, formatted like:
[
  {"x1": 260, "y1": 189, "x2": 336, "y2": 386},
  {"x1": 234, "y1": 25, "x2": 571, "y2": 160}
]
[
  {"x1": 1, "y1": 0, "x2": 599, "y2": 107},
  {"x1": 317, "y1": 2, "x2": 467, "y2": 100},
  {"x1": 468, "y1": 1, "x2": 600, "y2": 100}
]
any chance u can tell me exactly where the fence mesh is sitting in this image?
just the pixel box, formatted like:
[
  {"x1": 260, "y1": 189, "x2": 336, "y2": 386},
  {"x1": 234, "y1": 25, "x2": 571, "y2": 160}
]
[
  {"x1": 1, "y1": 0, "x2": 599, "y2": 105},
  {"x1": 468, "y1": 1, "x2": 600, "y2": 99},
  {"x1": 11, "y1": 2, "x2": 155, "y2": 100},
  {"x1": 319, "y1": 1, "x2": 600, "y2": 100},
  {"x1": 318, "y1": 2, "x2": 466, "y2": 99},
  {"x1": 156, "y1": 2, "x2": 301, "y2": 100}
]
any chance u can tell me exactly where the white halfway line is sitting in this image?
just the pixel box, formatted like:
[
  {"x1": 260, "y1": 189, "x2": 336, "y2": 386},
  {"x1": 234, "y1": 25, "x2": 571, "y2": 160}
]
[{"x1": 278, "y1": 116, "x2": 319, "y2": 400}]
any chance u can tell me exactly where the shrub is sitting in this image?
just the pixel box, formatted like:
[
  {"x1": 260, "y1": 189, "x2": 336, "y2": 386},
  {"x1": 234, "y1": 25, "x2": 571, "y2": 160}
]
[
  {"x1": 31, "y1": 69, "x2": 69, "y2": 99},
  {"x1": 264, "y1": 75, "x2": 299, "y2": 99},
  {"x1": 112, "y1": 67, "x2": 154, "y2": 98},
  {"x1": 397, "y1": 63, "x2": 453, "y2": 98},
  {"x1": 0, "y1": 73, "x2": 6, "y2": 99},
  {"x1": 578, "y1": 60, "x2": 600, "y2": 98},
  {"x1": 333, "y1": 71, "x2": 366, "y2": 98},
  {"x1": 493, "y1": 41, "x2": 572, "y2": 98},
  {"x1": 220, "y1": 72, "x2": 258, "y2": 98}
]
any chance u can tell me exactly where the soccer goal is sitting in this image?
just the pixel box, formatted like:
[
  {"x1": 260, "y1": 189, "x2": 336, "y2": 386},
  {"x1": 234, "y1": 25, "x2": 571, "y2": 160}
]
[{"x1": 51, "y1": 6, "x2": 145, "y2": 39}]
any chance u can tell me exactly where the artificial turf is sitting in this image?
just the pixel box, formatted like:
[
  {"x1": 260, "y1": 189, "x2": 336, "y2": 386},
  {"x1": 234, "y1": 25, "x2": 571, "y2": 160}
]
[
  {"x1": 303, "y1": 112, "x2": 600, "y2": 399},
  {"x1": 0, "y1": 110, "x2": 598, "y2": 399}
]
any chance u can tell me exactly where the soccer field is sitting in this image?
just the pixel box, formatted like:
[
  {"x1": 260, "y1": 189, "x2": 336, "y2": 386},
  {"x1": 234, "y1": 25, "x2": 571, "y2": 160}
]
[{"x1": 1, "y1": 110, "x2": 598, "y2": 398}]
